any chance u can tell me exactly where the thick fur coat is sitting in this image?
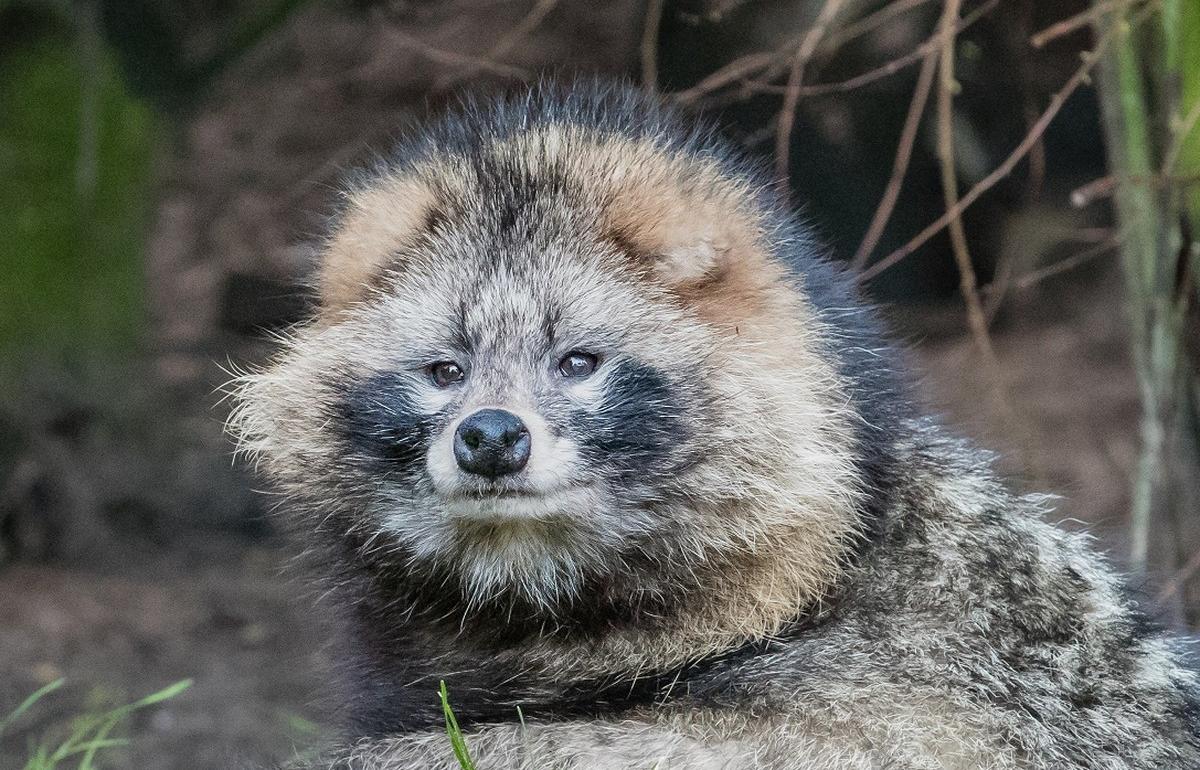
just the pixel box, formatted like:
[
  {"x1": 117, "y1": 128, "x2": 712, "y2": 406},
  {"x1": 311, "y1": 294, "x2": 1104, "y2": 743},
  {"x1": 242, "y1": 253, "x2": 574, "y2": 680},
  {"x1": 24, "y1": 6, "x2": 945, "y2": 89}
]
[{"x1": 229, "y1": 82, "x2": 1200, "y2": 768}]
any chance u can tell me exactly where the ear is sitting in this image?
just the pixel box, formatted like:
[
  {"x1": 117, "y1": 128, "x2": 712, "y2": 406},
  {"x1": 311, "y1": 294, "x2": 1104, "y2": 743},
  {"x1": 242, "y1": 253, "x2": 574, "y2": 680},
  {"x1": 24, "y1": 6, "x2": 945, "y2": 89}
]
[
  {"x1": 602, "y1": 177, "x2": 763, "y2": 289},
  {"x1": 318, "y1": 175, "x2": 440, "y2": 315}
]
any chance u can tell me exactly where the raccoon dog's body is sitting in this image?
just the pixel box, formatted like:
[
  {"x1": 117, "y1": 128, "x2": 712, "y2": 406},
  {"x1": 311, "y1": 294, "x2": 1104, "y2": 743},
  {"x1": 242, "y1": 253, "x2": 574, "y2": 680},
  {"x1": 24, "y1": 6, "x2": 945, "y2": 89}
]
[{"x1": 230, "y1": 83, "x2": 1200, "y2": 768}]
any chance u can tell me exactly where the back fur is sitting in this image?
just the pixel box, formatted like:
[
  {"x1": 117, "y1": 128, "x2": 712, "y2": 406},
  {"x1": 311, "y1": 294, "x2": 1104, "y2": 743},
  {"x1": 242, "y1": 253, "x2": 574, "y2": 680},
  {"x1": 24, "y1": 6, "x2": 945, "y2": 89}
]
[{"x1": 229, "y1": 81, "x2": 1200, "y2": 769}]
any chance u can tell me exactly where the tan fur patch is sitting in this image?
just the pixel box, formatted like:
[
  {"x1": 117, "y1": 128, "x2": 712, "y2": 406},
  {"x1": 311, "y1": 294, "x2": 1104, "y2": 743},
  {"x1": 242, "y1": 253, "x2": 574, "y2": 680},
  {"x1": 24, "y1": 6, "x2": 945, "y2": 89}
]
[
  {"x1": 489, "y1": 126, "x2": 768, "y2": 292},
  {"x1": 601, "y1": 175, "x2": 755, "y2": 288},
  {"x1": 319, "y1": 175, "x2": 439, "y2": 316}
]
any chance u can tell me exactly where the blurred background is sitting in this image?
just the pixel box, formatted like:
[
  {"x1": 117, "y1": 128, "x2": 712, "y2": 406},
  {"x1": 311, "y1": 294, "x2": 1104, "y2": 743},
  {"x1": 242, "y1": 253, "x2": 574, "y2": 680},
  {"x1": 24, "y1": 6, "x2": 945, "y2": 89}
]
[{"x1": 0, "y1": 0, "x2": 1197, "y2": 766}]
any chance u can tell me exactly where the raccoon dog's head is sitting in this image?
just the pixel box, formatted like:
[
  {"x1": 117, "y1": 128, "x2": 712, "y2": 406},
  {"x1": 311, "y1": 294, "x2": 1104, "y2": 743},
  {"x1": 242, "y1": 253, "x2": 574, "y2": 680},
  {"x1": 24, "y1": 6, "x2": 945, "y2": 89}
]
[{"x1": 231, "y1": 87, "x2": 870, "y2": 625}]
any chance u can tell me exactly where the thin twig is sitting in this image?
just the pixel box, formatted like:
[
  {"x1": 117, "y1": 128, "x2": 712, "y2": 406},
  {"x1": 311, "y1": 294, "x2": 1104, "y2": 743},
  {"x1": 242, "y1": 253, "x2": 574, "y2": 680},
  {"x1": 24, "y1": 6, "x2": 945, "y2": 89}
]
[
  {"x1": 1071, "y1": 172, "x2": 1200, "y2": 207},
  {"x1": 819, "y1": 0, "x2": 938, "y2": 60},
  {"x1": 433, "y1": 0, "x2": 560, "y2": 90},
  {"x1": 673, "y1": 0, "x2": 939, "y2": 106},
  {"x1": 1029, "y1": 0, "x2": 1138, "y2": 48},
  {"x1": 775, "y1": 0, "x2": 847, "y2": 183},
  {"x1": 1023, "y1": 98, "x2": 1048, "y2": 199},
  {"x1": 859, "y1": 5, "x2": 1152, "y2": 283},
  {"x1": 990, "y1": 89, "x2": 1052, "y2": 315},
  {"x1": 672, "y1": 51, "x2": 776, "y2": 105},
  {"x1": 757, "y1": 0, "x2": 931, "y2": 86},
  {"x1": 758, "y1": 36, "x2": 932, "y2": 96},
  {"x1": 936, "y1": 0, "x2": 1011, "y2": 424},
  {"x1": 936, "y1": 0, "x2": 987, "y2": 350},
  {"x1": 980, "y1": 228, "x2": 1117, "y2": 294},
  {"x1": 642, "y1": 0, "x2": 666, "y2": 93},
  {"x1": 850, "y1": 45, "x2": 939, "y2": 270},
  {"x1": 1008, "y1": 237, "x2": 1121, "y2": 290},
  {"x1": 488, "y1": 0, "x2": 560, "y2": 61},
  {"x1": 379, "y1": 27, "x2": 533, "y2": 82},
  {"x1": 983, "y1": 228, "x2": 1117, "y2": 311},
  {"x1": 1071, "y1": 175, "x2": 1119, "y2": 207},
  {"x1": 741, "y1": 0, "x2": 997, "y2": 100}
]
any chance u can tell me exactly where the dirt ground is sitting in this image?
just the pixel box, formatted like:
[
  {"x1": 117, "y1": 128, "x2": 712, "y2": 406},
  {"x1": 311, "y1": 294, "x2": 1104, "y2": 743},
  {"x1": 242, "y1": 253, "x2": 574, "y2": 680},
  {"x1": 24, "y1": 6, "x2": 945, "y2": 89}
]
[
  {"x1": 1, "y1": 262, "x2": 1175, "y2": 769},
  {"x1": 0, "y1": 537, "x2": 330, "y2": 769}
]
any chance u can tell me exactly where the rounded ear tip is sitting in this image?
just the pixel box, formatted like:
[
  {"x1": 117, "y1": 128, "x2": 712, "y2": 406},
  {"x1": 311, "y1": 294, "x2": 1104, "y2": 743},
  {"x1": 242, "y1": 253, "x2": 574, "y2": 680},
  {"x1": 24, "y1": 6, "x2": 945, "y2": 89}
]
[{"x1": 316, "y1": 174, "x2": 439, "y2": 310}]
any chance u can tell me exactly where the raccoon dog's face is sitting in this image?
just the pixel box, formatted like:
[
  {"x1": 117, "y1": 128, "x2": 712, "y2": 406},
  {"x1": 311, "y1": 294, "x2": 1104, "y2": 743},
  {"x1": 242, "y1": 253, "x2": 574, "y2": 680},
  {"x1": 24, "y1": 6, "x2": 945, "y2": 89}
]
[{"x1": 231, "y1": 125, "x2": 863, "y2": 618}]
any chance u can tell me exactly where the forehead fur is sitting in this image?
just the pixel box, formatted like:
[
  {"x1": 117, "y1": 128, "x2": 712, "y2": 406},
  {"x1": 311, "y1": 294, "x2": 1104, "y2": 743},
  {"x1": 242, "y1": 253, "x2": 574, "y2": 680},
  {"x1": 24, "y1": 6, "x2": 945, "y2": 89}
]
[{"x1": 318, "y1": 88, "x2": 782, "y2": 330}]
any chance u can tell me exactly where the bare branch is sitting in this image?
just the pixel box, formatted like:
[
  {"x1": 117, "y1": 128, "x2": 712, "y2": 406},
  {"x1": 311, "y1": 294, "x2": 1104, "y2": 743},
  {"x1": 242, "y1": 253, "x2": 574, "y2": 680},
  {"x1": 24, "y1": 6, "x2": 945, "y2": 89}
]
[
  {"x1": 820, "y1": 0, "x2": 938, "y2": 60},
  {"x1": 850, "y1": 45, "x2": 939, "y2": 270},
  {"x1": 1030, "y1": 0, "x2": 1140, "y2": 48},
  {"x1": 740, "y1": 0, "x2": 997, "y2": 100},
  {"x1": 642, "y1": 0, "x2": 667, "y2": 93},
  {"x1": 1070, "y1": 172, "x2": 1200, "y2": 207},
  {"x1": 858, "y1": 4, "x2": 1154, "y2": 284},
  {"x1": 935, "y1": 0, "x2": 1013, "y2": 432},
  {"x1": 672, "y1": 51, "x2": 776, "y2": 105},
  {"x1": 433, "y1": 0, "x2": 560, "y2": 90},
  {"x1": 1009, "y1": 237, "x2": 1121, "y2": 291},
  {"x1": 675, "y1": 0, "x2": 995, "y2": 110},
  {"x1": 379, "y1": 27, "x2": 533, "y2": 83},
  {"x1": 775, "y1": 0, "x2": 847, "y2": 183},
  {"x1": 1071, "y1": 175, "x2": 1118, "y2": 207}
]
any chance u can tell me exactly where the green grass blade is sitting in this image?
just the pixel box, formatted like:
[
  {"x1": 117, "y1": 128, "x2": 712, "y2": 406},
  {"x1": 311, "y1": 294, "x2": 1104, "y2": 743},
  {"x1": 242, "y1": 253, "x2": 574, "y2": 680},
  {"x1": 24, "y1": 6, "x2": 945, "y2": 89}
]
[
  {"x1": 23, "y1": 744, "x2": 51, "y2": 770},
  {"x1": 439, "y1": 681, "x2": 476, "y2": 770},
  {"x1": 120, "y1": 679, "x2": 193, "y2": 711},
  {"x1": 76, "y1": 716, "x2": 123, "y2": 770},
  {"x1": 1, "y1": 679, "x2": 65, "y2": 736},
  {"x1": 47, "y1": 714, "x2": 102, "y2": 763},
  {"x1": 7, "y1": 678, "x2": 191, "y2": 768},
  {"x1": 70, "y1": 679, "x2": 192, "y2": 767},
  {"x1": 69, "y1": 735, "x2": 130, "y2": 762}
]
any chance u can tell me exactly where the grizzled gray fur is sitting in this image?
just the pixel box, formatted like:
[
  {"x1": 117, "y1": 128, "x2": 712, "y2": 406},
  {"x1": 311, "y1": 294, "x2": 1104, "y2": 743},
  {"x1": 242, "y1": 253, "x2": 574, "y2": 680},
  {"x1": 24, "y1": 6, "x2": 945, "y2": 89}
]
[{"x1": 229, "y1": 82, "x2": 1200, "y2": 768}]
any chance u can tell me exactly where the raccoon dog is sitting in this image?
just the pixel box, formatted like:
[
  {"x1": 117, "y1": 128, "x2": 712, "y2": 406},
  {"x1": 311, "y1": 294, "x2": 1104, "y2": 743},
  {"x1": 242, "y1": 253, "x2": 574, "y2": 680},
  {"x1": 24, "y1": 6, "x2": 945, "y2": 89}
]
[{"x1": 229, "y1": 82, "x2": 1200, "y2": 768}]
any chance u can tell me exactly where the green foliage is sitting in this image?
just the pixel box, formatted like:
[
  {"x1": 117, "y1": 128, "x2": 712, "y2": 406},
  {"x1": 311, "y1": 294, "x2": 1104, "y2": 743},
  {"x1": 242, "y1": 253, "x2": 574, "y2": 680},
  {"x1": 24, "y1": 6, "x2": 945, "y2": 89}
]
[
  {"x1": 0, "y1": 680, "x2": 66, "y2": 738},
  {"x1": 1093, "y1": 0, "x2": 1200, "y2": 567},
  {"x1": 275, "y1": 709, "x2": 326, "y2": 766},
  {"x1": 1, "y1": 678, "x2": 191, "y2": 769},
  {"x1": 0, "y1": 14, "x2": 154, "y2": 368},
  {"x1": 439, "y1": 681, "x2": 477, "y2": 770},
  {"x1": 100, "y1": 0, "x2": 316, "y2": 107},
  {"x1": 1162, "y1": 0, "x2": 1200, "y2": 227}
]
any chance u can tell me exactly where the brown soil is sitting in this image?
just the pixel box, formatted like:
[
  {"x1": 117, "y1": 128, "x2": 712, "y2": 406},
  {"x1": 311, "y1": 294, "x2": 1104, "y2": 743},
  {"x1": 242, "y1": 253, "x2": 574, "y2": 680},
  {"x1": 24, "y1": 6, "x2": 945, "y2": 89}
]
[{"x1": 0, "y1": 540, "x2": 330, "y2": 769}]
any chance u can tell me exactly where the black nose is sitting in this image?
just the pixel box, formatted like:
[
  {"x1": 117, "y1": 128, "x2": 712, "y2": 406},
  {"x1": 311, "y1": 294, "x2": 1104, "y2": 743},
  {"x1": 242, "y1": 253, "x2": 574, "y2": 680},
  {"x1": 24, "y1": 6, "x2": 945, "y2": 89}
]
[{"x1": 453, "y1": 409, "x2": 531, "y2": 478}]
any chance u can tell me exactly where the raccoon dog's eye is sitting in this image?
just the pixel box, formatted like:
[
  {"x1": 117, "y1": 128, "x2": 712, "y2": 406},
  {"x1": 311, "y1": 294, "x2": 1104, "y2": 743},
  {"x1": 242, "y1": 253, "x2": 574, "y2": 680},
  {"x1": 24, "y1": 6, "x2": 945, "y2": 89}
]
[
  {"x1": 558, "y1": 351, "x2": 598, "y2": 378},
  {"x1": 429, "y1": 361, "x2": 465, "y2": 387}
]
